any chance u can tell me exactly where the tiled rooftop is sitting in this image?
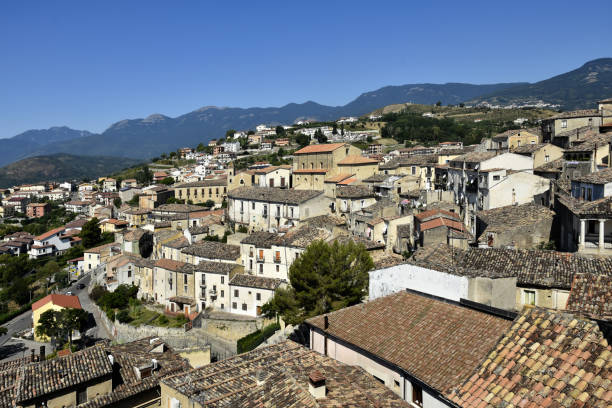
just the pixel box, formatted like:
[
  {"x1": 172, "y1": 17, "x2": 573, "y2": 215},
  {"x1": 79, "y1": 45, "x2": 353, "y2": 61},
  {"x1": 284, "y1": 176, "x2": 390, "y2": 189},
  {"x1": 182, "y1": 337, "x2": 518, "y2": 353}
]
[
  {"x1": 155, "y1": 258, "x2": 195, "y2": 274},
  {"x1": 228, "y1": 186, "x2": 324, "y2": 204},
  {"x1": 449, "y1": 307, "x2": 612, "y2": 408},
  {"x1": 293, "y1": 142, "x2": 346, "y2": 154},
  {"x1": 182, "y1": 241, "x2": 240, "y2": 261},
  {"x1": 306, "y1": 291, "x2": 512, "y2": 394},
  {"x1": 556, "y1": 191, "x2": 612, "y2": 217},
  {"x1": 573, "y1": 168, "x2": 612, "y2": 184},
  {"x1": 229, "y1": 274, "x2": 283, "y2": 290},
  {"x1": 13, "y1": 345, "x2": 113, "y2": 405},
  {"x1": 511, "y1": 143, "x2": 549, "y2": 155},
  {"x1": 566, "y1": 273, "x2": 612, "y2": 321},
  {"x1": 379, "y1": 154, "x2": 438, "y2": 169},
  {"x1": 336, "y1": 185, "x2": 374, "y2": 198},
  {"x1": 174, "y1": 178, "x2": 227, "y2": 188},
  {"x1": 476, "y1": 203, "x2": 554, "y2": 241},
  {"x1": 161, "y1": 340, "x2": 409, "y2": 407},
  {"x1": 409, "y1": 244, "x2": 612, "y2": 288},
  {"x1": 195, "y1": 260, "x2": 237, "y2": 275}
]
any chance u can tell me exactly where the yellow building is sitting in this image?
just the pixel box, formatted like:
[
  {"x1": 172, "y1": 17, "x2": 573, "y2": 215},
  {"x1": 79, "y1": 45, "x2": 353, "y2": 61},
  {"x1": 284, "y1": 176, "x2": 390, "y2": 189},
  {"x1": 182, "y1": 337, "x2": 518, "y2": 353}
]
[
  {"x1": 32, "y1": 294, "x2": 83, "y2": 342},
  {"x1": 336, "y1": 156, "x2": 379, "y2": 180},
  {"x1": 173, "y1": 179, "x2": 228, "y2": 206},
  {"x1": 292, "y1": 143, "x2": 362, "y2": 189}
]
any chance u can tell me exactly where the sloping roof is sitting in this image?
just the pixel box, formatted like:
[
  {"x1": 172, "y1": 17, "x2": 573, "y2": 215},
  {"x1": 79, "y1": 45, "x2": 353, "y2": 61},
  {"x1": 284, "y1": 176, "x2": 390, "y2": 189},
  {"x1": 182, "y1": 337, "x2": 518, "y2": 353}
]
[
  {"x1": 195, "y1": 260, "x2": 237, "y2": 275},
  {"x1": 230, "y1": 274, "x2": 283, "y2": 290},
  {"x1": 154, "y1": 258, "x2": 195, "y2": 273},
  {"x1": 379, "y1": 154, "x2": 438, "y2": 169},
  {"x1": 450, "y1": 151, "x2": 497, "y2": 164},
  {"x1": 476, "y1": 203, "x2": 554, "y2": 240},
  {"x1": 161, "y1": 340, "x2": 409, "y2": 407},
  {"x1": 84, "y1": 242, "x2": 120, "y2": 254},
  {"x1": 123, "y1": 228, "x2": 147, "y2": 241},
  {"x1": 565, "y1": 131, "x2": 612, "y2": 152},
  {"x1": 13, "y1": 344, "x2": 112, "y2": 405},
  {"x1": 566, "y1": 273, "x2": 612, "y2": 321},
  {"x1": 573, "y1": 168, "x2": 612, "y2": 184},
  {"x1": 556, "y1": 191, "x2": 612, "y2": 217},
  {"x1": 414, "y1": 209, "x2": 460, "y2": 221},
  {"x1": 34, "y1": 226, "x2": 65, "y2": 242},
  {"x1": 228, "y1": 187, "x2": 323, "y2": 204},
  {"x1": 240, "y1": 231, "x2": 280, "y2": 248},
  {"x1": 292, "y1": 168, "x2": 328, "y2": 174},
  {"x1": 419, "y1": 217, "x2": 467, "y2": 233},
  {"x1": 511, "y1": 143, "x2": 550, "y2": 154},
  {"x1": 306, "y1": 291, "x2": 511, "y2": 395},
  {"x1": 294, "y1": 143, "x2": 346, "y2": 154},
  {"x1": 548, "y1": 109, "x2": 600, "y2": 119},
  {"x1": 337, "y1": 155, "x2": 378, "y2": 165},
  {"x1": 336, "y1": 185, "x2": 373, "y2": 199},
  {"x1": 153, "y1": 203, "x2": 204, "y2": 213},
  {"x1": 449, "y1": 307, "x2": 612, "y2": 408},
  {"x1": 324, "y1": 173, "x2": 353, "y2": 183},
  {"x1": 79, "y1": 338, "x2": 190, "y2": 408},
  {"x1": 174, "y1": 178, "x2": 227, "y2": 188},
  {"x1": 182, "y1": 241, "x2": 240, "y2": 261},
  {"x1": 279, "y1": 224, "x2": 332, "y2": 248},
  {"x1": 409, "y1": 244, "x2": 612, "y2": 288},
  {"x1": 32, "y1": 294, "x2": 82, "y2": 311}
]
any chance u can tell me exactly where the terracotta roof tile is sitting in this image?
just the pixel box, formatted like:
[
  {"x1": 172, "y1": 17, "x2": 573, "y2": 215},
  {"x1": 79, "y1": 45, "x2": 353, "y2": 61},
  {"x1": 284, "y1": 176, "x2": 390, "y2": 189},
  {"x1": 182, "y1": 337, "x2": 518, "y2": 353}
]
[
  {"x1": 566, "y1": 273, "x2": 612, "y2": 321},
  {"x1": 306, "y1": 291, "x2": 512, "y2": 394},
  {"x1": 337, "y1": 155, "x2": 379, "y2": 165},
  {"x1": 294, "y1": 143, "x2": 346, "y2": 154},
  {"x1": 449, "y1": 307, "x2": 612, "y2": 407},
  {"x1": 32, "y1": 294, "x2": 82, "y2": 311}
]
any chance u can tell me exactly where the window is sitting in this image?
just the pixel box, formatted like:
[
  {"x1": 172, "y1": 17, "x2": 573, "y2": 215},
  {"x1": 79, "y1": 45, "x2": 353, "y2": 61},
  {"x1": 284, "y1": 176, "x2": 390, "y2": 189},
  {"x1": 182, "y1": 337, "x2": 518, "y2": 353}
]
[
  {"x1": 587, "y1": 188, "x2": 592, "y2": 201},
  {"x1": 545, "y1": 154, "x2": 550, "y2": 163},
  {"x1": 221, "y1": 303, "x2": 224, "y2": 309},
  {"x1": 517, "y1": 140, "x2": 521, "y2": 147},
  {"x1": 221, "y1": 276, "x2": 225, "y2": 284},
  {"x1": 411, "y1": 166, "x2": 416, "y2": 175},
  {"x1": 252, "y1": 202, "x2": 255, "y2": 210},
  {"x1": 184, "y1": 285, "x2": 188, "y2": 292},
  {"x1": 127, "y1": 270, "x2": 131, "y2": 278},
  {"x1": 256, "y1": 293, "x2": 261, "y2": 301},
  {"x1": 234, "y1": 289, "x2": 239, "y2": 297},
  {"x1": 561, "y1": 119, "x2": 567, "y2": 128},
  {"x1": 493, "y1": 175, "x2": 500, "y2": 181},
  {"x1": 531, "y1": 140, "x2": 536, "y2": 144},
  {"x1": 77, "y1": 388, "x2": 88, "y2": 404},
  {"x1": 249, "y1": 260, "x2": 253, "y2": 270},
  {"x1": 276, "y1": 265, "x2": 279, "y2": 272},
  {"x1": 184, "y1": 275, "x2": 188, "y2": 284},
  {"x1": 242, "y1": 303, "x2": 247, "y2": 311},
  {"x1": 259, "y1": 264, "x2": 263, "y2": 274},
  {"x1": 221, "y1": 290, "x2": 224, "y2": 298},
  {"x1": 581, "y1": 187, "x2": 586, "y2": 200},
  {"x1": 232, "y1": 302, "x2": 237, "y2": 309},
  {"x1": 394, "y1": 379, "x2": 400, "y2": 390},
  {"x1": 412, "y1": 384, "x2": 423, "y2": 407},
  {"x1": 524, "y1": 290, "x2": 536, "y2": 305}
]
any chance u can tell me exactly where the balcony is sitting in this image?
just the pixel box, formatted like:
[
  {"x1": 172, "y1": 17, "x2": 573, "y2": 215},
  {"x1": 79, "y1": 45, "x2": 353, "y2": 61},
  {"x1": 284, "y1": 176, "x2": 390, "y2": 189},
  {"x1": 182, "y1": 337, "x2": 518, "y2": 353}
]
[
  {"x1": 256, "y1": 256, "x2": 265, "y2": 263},
  {"x1": 199, "y1": 282, "x2": 206, "y2": 288},
  {"x1": 209, "y1": 289, "x2": 217, "y2": 297},
  {"x1": 273, "y1": 257, "x2": 281, "y2": 264}
]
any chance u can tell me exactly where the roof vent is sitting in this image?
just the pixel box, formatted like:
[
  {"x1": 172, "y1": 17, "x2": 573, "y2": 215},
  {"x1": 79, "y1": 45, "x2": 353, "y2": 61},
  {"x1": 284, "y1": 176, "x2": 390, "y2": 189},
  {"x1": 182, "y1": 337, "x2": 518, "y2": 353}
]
[{"x1": 308, "y1": 370, "x2": 326, "y2": 399}]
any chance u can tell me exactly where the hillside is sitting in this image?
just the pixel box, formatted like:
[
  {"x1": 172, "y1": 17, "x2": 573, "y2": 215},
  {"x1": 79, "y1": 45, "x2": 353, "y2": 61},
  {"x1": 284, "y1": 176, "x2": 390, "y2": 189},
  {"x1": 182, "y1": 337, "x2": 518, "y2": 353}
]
[
  {"x1": 0, "y1": 154, "x2": 141, "y2": 188},
  {"x1": 0, "y1": 127, "x2": 95, "y2": 167},
  {"x1": 4, "y1": 83, "x2": 523, "y2": 164},
  {"x1": 469, "y1": 58, "x2": 612, "y2": 110}
]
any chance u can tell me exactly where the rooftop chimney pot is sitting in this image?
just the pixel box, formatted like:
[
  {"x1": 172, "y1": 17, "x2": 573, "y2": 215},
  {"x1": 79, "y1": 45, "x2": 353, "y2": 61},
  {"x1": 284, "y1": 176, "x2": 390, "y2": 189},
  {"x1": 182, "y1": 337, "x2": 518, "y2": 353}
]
[{"x1": 308, "y1": 370, "x2": 326, "y2": 399}]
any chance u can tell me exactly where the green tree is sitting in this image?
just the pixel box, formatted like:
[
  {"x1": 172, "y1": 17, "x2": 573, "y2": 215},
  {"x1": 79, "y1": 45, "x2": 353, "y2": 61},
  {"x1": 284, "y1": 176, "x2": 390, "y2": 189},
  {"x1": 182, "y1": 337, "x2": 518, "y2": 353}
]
[
  {"x1": 160, "y1": 177, "x2": 175, "y2": 185},
  {"x1": 79, "y1": 218, "x2": 101, "y2": 249},
  {"x1": 263, "y1": 240, "x2": 373, "y2": 324},
  {"x1": 35, "y1": 309, "x2": 61, "y2": 343},
  {"x1": 275, "y1": 126, "x2": 285, "y2": 137},
  {"x1": 225, "y1": 129, "x2": 236, "y2": 138},
  {"x1": 0, "y1": 327, "x2": 7, "y2": 336},
  {"x1": 135, "y1": 166, "x2": 153, "y2": 185},
  {"x1": 295, "y1": 133, "x2": 310, "y2": 147},
  {"x1": 314, "y1": 129, "x2": 327, "y2": 143},
  {"x1": 113, "y1": 197, "x2": 122, "y2": 208},
  {"x1": 196, "y1": 143, "x2": 205, "y2": 152},
  {"x1": 332, "y1": 123, "x2": 338, "y2": 135},
  {"x1": 436, "y1": 101, "x2": 442, "y2": 107},
  {"x1": 341, "y1": 123, "x2": 345, "y2": 136}
]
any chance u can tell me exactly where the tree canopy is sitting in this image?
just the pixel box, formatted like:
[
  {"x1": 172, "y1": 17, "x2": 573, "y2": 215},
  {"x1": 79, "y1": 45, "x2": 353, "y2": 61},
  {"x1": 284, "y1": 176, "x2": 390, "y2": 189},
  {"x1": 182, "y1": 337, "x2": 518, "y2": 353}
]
[
  {"x1": 35, "y1": 307, "x2": 89, "y2": 347},
  {"x1": 262, "y1": 240, "x2": 373, "y2": 324},
  {"x1": 79, "y1": 217, "x2": 101, "y2": 248}
]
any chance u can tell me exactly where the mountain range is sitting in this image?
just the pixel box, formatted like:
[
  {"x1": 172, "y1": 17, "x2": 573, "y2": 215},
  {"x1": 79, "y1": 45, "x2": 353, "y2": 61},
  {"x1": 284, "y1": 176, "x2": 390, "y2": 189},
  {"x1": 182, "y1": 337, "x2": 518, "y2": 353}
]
[
  {"x1": 0, "y1": 154, "x2": 141, "y2": 188},
  {"x1": 1, "y1": 58, "x2": 611, "y2": 168}
]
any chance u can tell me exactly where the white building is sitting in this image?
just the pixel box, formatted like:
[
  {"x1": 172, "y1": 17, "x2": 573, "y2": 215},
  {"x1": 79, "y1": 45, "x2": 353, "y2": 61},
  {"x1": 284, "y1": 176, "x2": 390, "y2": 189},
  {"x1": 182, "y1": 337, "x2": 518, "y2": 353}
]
[
  {"x1": 228, "y1": 274, "x2": 283, "y2": 317},
  {"x1": 194, "y1": 261, "x2": 237, "y2": 312},
  {"x1": 221, "y1": 141, "x2": 241, "y2": 153}
]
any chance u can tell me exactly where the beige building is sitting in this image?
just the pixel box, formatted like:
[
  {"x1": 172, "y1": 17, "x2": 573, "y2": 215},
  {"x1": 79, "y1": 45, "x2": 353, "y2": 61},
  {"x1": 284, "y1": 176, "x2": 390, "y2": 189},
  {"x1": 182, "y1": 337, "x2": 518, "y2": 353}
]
[
  {"x1": 293, "y1": 143, "x2": 362, "y2": 189},
  {"x1": 336, "y1": 156, "x2": 379, "y2": 180},
  {"x1": 491, "y1": 128, "x2": 540, "y2": 150},
  {"x1": 379, "y1": 154, "x2": 437, "y2": 190},
  {"x1": 255, "y1": 165, "x2": 292, "y2": 188},
  {"x1": 122, "y1": 207, "x2": 151, "y2": 226},
  {"x1": 542, "y1": 109, "x2": 602, "y2": 147},
  {"x1": 227, "y1": 169, "x2": 257, "y2": 191},
  {"x1": 174, "y1": 178, "x2": 228, "y2": 206},
  {"x1": 511, "y1": 143, "x2": 564, "y2": 168}
]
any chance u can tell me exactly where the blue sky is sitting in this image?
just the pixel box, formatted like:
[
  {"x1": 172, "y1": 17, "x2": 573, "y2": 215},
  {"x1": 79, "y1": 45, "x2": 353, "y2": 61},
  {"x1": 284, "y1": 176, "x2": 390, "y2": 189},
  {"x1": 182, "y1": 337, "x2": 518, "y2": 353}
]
[{"x1": 0, "y1": 0, "x2": 610, "y2": 137}]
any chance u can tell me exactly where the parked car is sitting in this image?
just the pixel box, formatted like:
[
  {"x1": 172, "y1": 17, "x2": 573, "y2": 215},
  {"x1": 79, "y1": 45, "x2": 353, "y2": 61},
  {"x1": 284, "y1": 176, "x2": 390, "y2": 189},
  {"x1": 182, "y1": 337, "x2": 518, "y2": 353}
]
[{"x1": 76, "y1": 283, "x2": 85, "y2": 290}]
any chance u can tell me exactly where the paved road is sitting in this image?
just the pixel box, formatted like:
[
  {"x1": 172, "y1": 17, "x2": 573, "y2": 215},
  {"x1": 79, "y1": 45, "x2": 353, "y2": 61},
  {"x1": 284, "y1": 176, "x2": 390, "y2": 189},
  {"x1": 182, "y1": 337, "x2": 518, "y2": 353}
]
[{"x1": 0, "y1": 272, "x2": 108, "y2": 361}]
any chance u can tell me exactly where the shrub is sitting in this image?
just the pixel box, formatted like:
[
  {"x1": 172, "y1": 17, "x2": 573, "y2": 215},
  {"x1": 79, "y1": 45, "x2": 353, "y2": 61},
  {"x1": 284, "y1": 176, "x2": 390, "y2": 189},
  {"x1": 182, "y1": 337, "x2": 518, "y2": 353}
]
[
  {"x1": 237, "y1": 323, "x2": 280, "y2": 354},
  {"x1": 116, "y1": 309, "x2": 132, "y2": 323}
]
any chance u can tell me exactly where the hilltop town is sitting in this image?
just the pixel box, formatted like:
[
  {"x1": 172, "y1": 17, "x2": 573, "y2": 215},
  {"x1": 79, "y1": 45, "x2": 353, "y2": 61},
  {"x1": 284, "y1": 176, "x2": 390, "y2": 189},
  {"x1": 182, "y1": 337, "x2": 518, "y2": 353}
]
[{"x1": 0, "y1": 98, "x2": 611, "y2": 407}]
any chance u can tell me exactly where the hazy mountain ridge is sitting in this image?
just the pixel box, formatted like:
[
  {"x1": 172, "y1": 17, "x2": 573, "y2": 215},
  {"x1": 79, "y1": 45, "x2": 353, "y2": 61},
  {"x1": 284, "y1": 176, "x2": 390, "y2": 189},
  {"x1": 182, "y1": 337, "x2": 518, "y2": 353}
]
[
  {"x1": 468, "y1": 58, "x2": 612, "y2": 109},
  {"x1": 2, "y1": 58, "x2": 611, "y2": 166},
  {"x1": 0, "y1": 153, "x2": 141, "y2": 188}
]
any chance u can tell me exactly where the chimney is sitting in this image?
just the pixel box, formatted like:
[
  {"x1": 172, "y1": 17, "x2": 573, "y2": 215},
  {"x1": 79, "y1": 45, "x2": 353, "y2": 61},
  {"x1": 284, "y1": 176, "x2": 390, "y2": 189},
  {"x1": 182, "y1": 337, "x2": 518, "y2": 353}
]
[
  {"x1": 308, "y1": 370, "x2": 326, "y2": 399},
  {"x1": 324, "y1": 315, "x2": 329, "y2": 330},
  {"x1": 39, "y1": 346, "x2": 45, "y2": 361}
]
